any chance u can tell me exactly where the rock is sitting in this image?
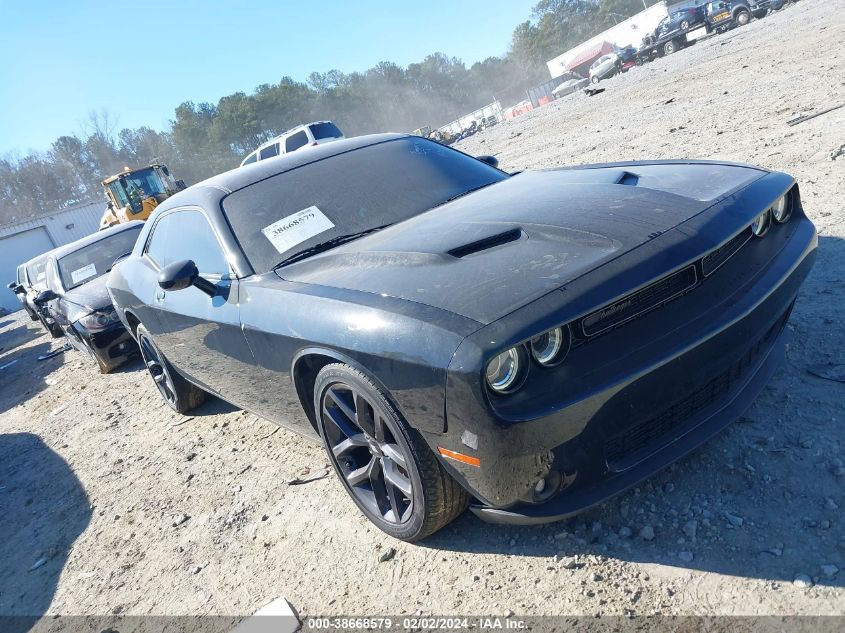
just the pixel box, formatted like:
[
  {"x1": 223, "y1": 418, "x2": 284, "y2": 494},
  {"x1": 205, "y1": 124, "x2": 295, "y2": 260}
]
[
  {"x1": 191, "y1": 565, "x2": 203, "y2": 574},
  {"x1": 172, "y1": 513, "x2": 190, "y2": 527},
  {"x1": 792, "y1": 574, "x2": 813, "y2": 588},
  {"x1": 820, "y1": 565, "x2": 839, "y2": 578},
  {"x1": 559, "y1": 556, "x2": 578, "y2": 569},
  {"x1": 639, "y1": 526, "x2": 655, "y2": 541},
  {"x1": 678, "y1": 551, "x2": 694, "y2": 563},
  {"x1": 619, "y1": 526, "x2": 632, "y2": 538},
  {"x1": 724, "y1": 512, "x2": 744, "y2": 527},
  {"x1": 504, "y1": 610, "x2": 514, "y2": 618},
  {"x1": 378, "y1": 547, "x2": 396, "y2": 563},
  {"x1": 682, "y1": 520, "x2": 698, "y2": 540}
]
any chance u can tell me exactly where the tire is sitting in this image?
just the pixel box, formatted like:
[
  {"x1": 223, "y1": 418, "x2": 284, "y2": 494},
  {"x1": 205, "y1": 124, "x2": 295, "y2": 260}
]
[
  {"x1": 736, "y1": 9, "x2": 750, "y2": 25},
  {"x1": 591, "y1": 75, "x2": 600, "y2": 85},
  {"x1": 664, "y1": 40, "x2": 678, "y2": 55},
  {"x1": 136, "y1": 324, "x2": 205, "y2": 414},
  {"x1": 752, "y1": 9, "x2": 767, "y2": 19},
  {"x1": 314, "y1": 363, "x2": 468, "y2": 541},
  {"x1": 39, "y1": 312, "x2": 64, "y2": 338}
]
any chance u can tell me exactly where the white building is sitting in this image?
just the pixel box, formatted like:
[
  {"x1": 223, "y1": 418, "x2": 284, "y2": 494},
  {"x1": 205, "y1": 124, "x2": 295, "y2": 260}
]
[
  {"x1": 0, "y1": 200, "x2": 105, "y2": 312},
  {"x1": 546, "y1": 1, "x2": 670, "y2": 78}
]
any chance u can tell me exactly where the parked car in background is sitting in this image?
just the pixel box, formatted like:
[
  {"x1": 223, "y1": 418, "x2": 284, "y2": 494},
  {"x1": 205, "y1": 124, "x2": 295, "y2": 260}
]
[
  {"x1": 24, "y1": 253, "x2": 65, "y2": 337},
  {"x1": 705, "y1": 0, "x2": 778, "y2": 31},
  {"x1": 7, "y1": 264, "x2": 38, "y2": 320},
  {"x1": 552, "y1": 77, "x2": 589, "y2": 98},
  {"x1": 589, "y1": 53, "x2": 620, "y2": 84},
  {"x1": 35, "y1": 222, "x2": 143, "y2": 372},
  {"x1": 109, "y1": 134, "x2": 815, "y2": 541},
  {"x1": 240, "y1": 121, "x2": 344, "y2": 167},
  {"x1": 665, "y1": 6, "x2": 707, "y2": 31}
]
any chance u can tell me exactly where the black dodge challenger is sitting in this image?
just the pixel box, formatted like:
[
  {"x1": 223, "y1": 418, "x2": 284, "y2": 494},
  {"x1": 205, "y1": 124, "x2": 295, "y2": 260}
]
[
  {"x1": 106, "y1": 134, "x2": 816, "y2": 540},
  {"x1": 36, "y1": 222, "x2": 142, "y2": 373}
]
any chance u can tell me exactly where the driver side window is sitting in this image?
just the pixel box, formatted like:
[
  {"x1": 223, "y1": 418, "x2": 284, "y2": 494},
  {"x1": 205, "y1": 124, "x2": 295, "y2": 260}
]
[{"x1": 145, "y1": 209, "x2": 230, "y2": 276}]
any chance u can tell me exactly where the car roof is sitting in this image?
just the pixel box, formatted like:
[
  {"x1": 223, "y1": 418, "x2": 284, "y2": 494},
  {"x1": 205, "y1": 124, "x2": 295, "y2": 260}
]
[
  {"x1": 48, "y1": 221, "x2": 144, "y2": 261},
  {"x1": 254, "y1": 120, "x2": 338, "y2": 151}
]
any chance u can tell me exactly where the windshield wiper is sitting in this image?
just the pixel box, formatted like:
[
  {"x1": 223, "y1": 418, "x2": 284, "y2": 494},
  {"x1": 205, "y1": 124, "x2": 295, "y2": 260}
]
[
  {"x1": 438, "y1": 182, "x2": 496, "y2": 207},
  {"x1": 274, "y1": 224, "x2": 392, "y2": 269}
]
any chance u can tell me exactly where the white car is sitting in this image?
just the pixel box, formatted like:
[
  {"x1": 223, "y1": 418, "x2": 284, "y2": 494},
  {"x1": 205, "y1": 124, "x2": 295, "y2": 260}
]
[
  {"x1": 552, "y1": 77, "x2": 590, "y2": 97},
  {"x1": 589, "y1": 54, "x2": 620, "y2": 84},
  {"x1": 240, "y1": 121, "x2": 344, "y2": 167}
]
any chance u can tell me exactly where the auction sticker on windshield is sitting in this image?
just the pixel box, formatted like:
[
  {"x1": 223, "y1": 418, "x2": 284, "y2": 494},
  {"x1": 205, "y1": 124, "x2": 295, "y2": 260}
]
[
  {"x1": 71, "y1": 263, "x2": 97, "y2": 284},
  {"x1": 262, "y1": 206, "x2": 335, "y2": 255}
]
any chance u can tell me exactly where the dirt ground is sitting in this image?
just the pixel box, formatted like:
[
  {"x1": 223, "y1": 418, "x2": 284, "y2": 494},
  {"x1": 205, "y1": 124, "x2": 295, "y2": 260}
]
[{"x1": 1, "y1": 0, "x2": 843, "y2": 624}]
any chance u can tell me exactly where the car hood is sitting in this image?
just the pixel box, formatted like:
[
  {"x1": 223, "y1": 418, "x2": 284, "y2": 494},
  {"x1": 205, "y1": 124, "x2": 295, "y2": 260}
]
[
  {"x1": 278, "y1": 162, "x2": 765, "y2": 325},
  {"x1": 62, "y1": 274, "x2": 114, "y2": 318}
]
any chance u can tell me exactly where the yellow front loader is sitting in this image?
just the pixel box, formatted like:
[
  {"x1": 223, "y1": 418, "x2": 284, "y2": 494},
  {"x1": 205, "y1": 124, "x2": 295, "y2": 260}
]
[{"x1": 99, "y1": 164, "x2": 186, "y2": 230}]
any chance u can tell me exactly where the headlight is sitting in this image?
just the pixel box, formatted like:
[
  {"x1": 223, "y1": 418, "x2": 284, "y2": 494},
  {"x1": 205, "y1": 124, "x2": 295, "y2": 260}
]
[
  {"x1": 530, "y1": 326, "x2": 571, "y2": 366},
  {"x1": 486, "y1": 347, "x2": 524, "y2": 393},
  {"x1": 77, "y1": 309, "x2": 117, "y2": 332},
  {"x1": 771, "y1": 193, "x2": 791, "y2": 224},
  {"x1": 750, "y1": 209, "x2": 772, "y2": 238}
]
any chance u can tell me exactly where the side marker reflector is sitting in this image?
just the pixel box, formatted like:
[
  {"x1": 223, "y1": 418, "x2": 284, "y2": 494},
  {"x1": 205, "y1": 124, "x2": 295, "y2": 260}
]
[{"x1": 438, "y1": 447, "x2": 480, "y2": 467}]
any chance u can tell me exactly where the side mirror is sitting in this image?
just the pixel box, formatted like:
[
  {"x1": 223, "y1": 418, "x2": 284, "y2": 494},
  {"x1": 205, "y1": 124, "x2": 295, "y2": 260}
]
[
  {"x1": 158, "y1": 259, "x2": 198, "y2": 291},
  {"x1": 34, "y1": 289, "x2": 58, "y2": 305},
  {"x1": 7, "y1": 281, "x2": 17, "y2": 290},
  {"x1": 158, "y1": 259, "x2": 217, "y2": 297},
  {"x1": 477, "y1": 155, "x2": 499, "y2": 169}
]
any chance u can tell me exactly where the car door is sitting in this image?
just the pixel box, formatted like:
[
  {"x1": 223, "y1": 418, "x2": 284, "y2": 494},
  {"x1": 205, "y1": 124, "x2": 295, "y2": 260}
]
[{"x1": 149, "y1": 207, "x2": 256, "y2": 404}]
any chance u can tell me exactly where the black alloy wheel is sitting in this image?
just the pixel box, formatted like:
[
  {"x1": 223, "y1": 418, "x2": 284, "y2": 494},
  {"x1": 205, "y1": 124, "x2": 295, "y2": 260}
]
[
  {"x1": 136, "y1": 324, "x2": 205, "y2": 414},
  {"x1": 314, "y1": 364, "x2": 468, "y2": 541}
]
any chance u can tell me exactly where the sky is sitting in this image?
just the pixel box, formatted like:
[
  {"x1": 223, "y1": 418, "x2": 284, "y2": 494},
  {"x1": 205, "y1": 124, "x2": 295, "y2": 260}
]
[{"x1": 0, "y1": 0, "x2": 538, "y2": 156}]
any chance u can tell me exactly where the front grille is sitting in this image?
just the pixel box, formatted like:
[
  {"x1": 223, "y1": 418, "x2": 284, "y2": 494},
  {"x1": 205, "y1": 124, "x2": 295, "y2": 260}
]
[
  {"x1": 578, "y1": 225, "x2": 753, "y2": 340},
  {"x1": 581, "y1": 266, "x2": 698, "y2": 337},
  {"x1": 702, "y1": 228, "x2": 752, "y2": 277},
  {"x1": 604, "y1": 306, "x2": 791, "y2": 470}
]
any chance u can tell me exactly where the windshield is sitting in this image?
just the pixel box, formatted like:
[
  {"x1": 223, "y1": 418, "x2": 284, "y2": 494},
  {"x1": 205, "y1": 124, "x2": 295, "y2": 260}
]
[
  {"x1": 114, "y1": 167, "x2": 166, "y2": 213},
  {"x1": 57, "y1": 225, "x2": 142, "y2": 290},
  {"x1": 222, "y1": 137, "x2": 507, "y2": 273}
]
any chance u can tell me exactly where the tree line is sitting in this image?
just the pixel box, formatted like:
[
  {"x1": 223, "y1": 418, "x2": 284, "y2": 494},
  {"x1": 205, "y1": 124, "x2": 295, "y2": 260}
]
[{"x1": 0, "y1": 0, "x2": 654, "y2": 225}]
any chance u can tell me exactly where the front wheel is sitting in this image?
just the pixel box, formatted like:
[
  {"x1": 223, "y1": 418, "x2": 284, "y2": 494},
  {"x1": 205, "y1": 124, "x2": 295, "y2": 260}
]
[
  {"x1": 736, "y1": 9, "x2": 750, "y2": 25},
  {"x1": 591, "y1": 75, "x2": 600, "y2": 84},
  {"x1": 137, "y1": 324, "x2": 205, "y2": 414},
  {"x1": 314, "y1": 363, "x2": 468, "y2": 541},
  {"x1": 664, "y1": 40, "x2": 678, "y2": 55}
]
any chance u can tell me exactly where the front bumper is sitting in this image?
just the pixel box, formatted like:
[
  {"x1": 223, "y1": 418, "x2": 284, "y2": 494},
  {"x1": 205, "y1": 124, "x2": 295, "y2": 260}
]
[
  {"x1": 438, "y1": 187, "x2": 816, "y2": 523},
  {"x1": 70, "y1": 321, "x2": 138, "y2": 372}
]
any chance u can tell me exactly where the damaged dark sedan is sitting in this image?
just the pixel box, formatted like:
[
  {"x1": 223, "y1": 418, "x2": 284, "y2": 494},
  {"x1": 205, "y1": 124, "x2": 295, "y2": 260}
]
[
  {"x1": 106, "y1": 134, "x2": 816, "y2": 540},
  {"x1": 37, "y1": 222, "x2": 142, "y2": 372}
]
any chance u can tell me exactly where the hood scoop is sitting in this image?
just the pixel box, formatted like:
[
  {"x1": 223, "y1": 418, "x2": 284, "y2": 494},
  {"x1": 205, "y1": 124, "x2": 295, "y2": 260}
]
[
  {"x1": 615, "y1": 171, "x2": 640, "y2": 186},
  {"x1": 448, "y1": 228, "x2": 523, "y2": 258}
]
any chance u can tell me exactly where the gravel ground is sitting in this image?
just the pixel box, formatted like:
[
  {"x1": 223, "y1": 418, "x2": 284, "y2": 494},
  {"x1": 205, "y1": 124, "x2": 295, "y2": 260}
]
[{"x1": 1, "y1": 0, "x2": 843, "y2": 623}]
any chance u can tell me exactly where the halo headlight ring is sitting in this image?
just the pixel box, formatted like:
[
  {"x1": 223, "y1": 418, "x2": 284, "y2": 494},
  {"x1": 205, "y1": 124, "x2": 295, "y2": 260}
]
[
  {"x1": 485, "y1": 346, "x2": 527, "y2": 394},
  {"x1": 529, "y1": 325, "x2": 572, "y2": 367},
  {"x1": 771, "y1": 191, "x2": 792, "y2": 224},
  {"x1": 751, "y1": 209, "x2": 772, "y2": 238}
]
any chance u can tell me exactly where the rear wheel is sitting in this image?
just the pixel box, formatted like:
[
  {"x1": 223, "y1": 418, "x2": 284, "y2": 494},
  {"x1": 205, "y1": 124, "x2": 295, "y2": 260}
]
[
  {"x1": 664, "y1": 39, "x2": 678, "y2": 55},
  {"x1": 736, "y1": 9, "x2": 750, "y2": 25},
  {"x1": 314, "y1": 363, "x2": 468, "y2": 541},
  {"x1": 591, "y1": 75, "x2": 600, "y2": 85},
  {"x1": 137, "y1": 324, "x2": 205, "y2": 414}
]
